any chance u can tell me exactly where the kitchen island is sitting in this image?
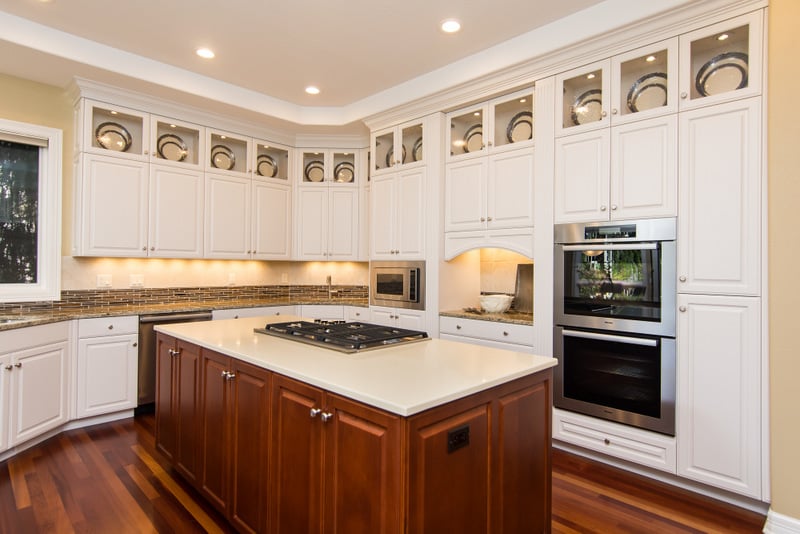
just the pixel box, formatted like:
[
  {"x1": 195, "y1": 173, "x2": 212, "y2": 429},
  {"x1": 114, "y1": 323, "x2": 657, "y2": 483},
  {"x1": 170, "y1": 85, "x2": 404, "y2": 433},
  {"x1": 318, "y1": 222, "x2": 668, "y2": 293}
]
[{"x1": 155, "y1": 315, "x2": 556, "y2": 534}]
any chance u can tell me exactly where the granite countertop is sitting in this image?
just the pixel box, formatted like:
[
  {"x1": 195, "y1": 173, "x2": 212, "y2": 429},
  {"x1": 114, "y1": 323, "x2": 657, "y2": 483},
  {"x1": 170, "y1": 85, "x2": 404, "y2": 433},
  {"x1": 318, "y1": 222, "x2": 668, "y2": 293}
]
[
  {"x1": 156, "y1": 315, "x2": 555, "y2": 416},
  {"x1": 439, "y1": 309, "x2": 534, "y2": 326},
  {"x1": 0, "y1": 297, "x2": 369, "y2": 332}
]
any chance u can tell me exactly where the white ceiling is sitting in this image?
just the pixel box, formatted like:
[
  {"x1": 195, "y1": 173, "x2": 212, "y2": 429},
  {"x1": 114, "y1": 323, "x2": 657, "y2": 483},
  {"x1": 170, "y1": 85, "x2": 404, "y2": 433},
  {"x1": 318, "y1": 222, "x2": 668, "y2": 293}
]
[{"x1": 0, "y1": 0, "x2": 691, "y2": 132}]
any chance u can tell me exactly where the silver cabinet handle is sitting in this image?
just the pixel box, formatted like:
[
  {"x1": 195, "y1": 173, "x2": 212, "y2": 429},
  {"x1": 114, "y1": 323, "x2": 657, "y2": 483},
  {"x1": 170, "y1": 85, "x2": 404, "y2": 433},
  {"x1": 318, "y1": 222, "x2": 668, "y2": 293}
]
[
  {"x1": 142, "y1": 246, "x2": 147, "y2": 251},
  {"x1": 611, "y1": 108, "x2": 618, "y2": 115},
  {"x1": 487, "y1": 216, "x2": 493, "y2": 221},
  {"x1": 310, "y1": 408, "x2": 322, "y2": 418},
  {"x1": 611, "y1": 205, "x2": 618, "y2": 211},
  {"x1": 601, "y1": 110, "x2": 608, "y2": 117},
  {"x1": 680, "y1": 92, "x2": 688, "y2": 99},
  {"x1": 456, "y1": 325, "x2": 462, "y2": 330},
  {"x1": 679, "y1": 276, "x2": 687, "y2": 282},
  {"x1": 150, "y1": 246, "x2": 155, "y2": 251},
  {"x1": 108, "y1": 324, "x2": 114, "y2": 330},
  {"x1": 4, "y1": 365, "x2": 12, "y2": 371},
  {"x1": 14, "y1": 362, "x2": 22, "y2": 368},
  {"x1": 480, "y1": 217, "x2": 486, "y2": 222},
  {"x1": 226, "y1": 372, "x2": 236, "y2": 381},
  {"x1": 132, "y1": 342, "x2": 138, "y2": 347},
  {"x1": 320, "y1": 412, "x2": 333, "y2": 423},
  {"x1": 600, "y1": 205, "x2": 607, "y2": 211},
  {"x1": 679, "y1": 306, "x2": 687, "y2": 312},
  {"x1": 503, "y1": 331, "x2": 509, "y2": 336},
  {"x1": 221, "y1": 370, "x2": 229, "y2": 378}
]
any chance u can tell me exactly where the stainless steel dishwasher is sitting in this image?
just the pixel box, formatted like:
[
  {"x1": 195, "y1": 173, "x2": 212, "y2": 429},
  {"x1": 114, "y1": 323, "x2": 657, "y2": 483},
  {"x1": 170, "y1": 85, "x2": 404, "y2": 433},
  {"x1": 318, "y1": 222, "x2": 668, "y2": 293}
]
[{"x1": 137, "y1": 310, "x2": 212, "y2": 412}]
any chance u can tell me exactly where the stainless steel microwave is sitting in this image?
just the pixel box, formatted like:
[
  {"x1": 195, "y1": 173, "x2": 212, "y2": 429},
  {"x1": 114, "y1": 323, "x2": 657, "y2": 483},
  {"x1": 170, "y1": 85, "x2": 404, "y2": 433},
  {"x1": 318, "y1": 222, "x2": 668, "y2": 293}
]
[{"x1": 369, "y1": 260, "x2": 425, "y2": 310}]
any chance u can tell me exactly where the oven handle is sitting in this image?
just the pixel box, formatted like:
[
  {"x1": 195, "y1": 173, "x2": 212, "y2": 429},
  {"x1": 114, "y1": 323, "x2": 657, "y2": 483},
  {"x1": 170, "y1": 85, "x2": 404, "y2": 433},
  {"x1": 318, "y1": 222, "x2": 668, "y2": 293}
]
[
  {"x1": 561, "y1": 243, "x2": 658, "y2": 251},
  {"x1": 561, "y1": 329, "x2": 658, "y2": 347}
]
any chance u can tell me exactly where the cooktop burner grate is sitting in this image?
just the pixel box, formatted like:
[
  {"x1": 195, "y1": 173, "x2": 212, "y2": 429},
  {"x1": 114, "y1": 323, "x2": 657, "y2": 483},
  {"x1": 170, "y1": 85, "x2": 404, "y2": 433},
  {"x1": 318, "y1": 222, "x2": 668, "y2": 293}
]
[{"x1": 254, "y1": 320, "x2": 429, "y2": 353}]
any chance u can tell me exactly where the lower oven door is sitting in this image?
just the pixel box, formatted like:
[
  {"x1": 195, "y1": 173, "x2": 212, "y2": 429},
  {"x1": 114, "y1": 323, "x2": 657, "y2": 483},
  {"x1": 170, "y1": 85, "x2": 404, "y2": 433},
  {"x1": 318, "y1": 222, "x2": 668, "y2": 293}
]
[{"x1": 554, "y1": 326, "x2": 675, "y2": 436}]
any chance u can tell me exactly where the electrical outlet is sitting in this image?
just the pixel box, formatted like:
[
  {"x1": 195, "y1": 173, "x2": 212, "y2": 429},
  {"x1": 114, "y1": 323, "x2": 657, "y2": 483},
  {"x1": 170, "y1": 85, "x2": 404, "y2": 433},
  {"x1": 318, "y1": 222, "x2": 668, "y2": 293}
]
[
  {"x1": 96, "y1": 274, "x2": 112, "y2": 288},
  {"x1": 129, "y1": 274, "x2": 144, "y2": 288}
]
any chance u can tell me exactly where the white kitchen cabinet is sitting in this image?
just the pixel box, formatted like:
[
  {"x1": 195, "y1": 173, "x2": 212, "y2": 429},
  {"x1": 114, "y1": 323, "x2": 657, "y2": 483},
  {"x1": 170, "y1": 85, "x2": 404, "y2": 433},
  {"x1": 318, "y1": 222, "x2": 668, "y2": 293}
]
[
  {"x1": 296, "y1": 186, "x2": 358, "y2": 260},
  {"x1": 76, "y1": 316, "x2": 138, "y2": 418},
  {"x1": 446, "y1": 88, "x2": 534, "y2": 162},
  {"x1": 439, "y1": 316, "x2": 533, "y2": 351},
  {"x1": 205, "y1": 129, "x2": 252, "y2": 176},
  {"x1": 344, "y1": 306, "x2": 370, "y2": 322},
  {"x1": 370, "y1": 306, "x2": 425, "y2": 331},
  {"x1": 554, "y1": 114, "x2": 676, "y2": 223},
  {"x1": 370, "y1": 167, "x2": 425, "y2": 259},
  {"x1": 212, "y1": 306, "x2": 297, "y2": 320},
  {"x1": 371, "y1": 119, "x2": 425, "y2": 176},
  {"x1": 150, "y1": 116, "x2": 204, "y2": 169},
  {"x1": 299, "y1": 149, "x2": 359, "y2": 185},
  {"x1": 678, "y1": 11, "x2": 762, "y2": 111},
  {"x1": 677, "y1": 97, "x2": 761, "y2": 296},
  {"x1": 676, "y1": 294, "x2": 761, "y2": 498},
  {"x1": 148, "y1": 164, "x2": 204, "y2": 257},
  {"x1": 252, "y1": 181, "x2": 292, "y2": 259},
  {"x1": 79, "y1": 99, "x2": 149, "y2": 160},
  {"x1": 0, "y1": 322, "x2": 69, "y2": 451},
  {"x1": 553, "y1": 408, "x2": 677, "y2": 473},
  {"x1": 300, "y1": 305, "x2": 345, "y2": 321},
  {"x1": 205, "y1": 173, "x2": 251, "y2": 259}
]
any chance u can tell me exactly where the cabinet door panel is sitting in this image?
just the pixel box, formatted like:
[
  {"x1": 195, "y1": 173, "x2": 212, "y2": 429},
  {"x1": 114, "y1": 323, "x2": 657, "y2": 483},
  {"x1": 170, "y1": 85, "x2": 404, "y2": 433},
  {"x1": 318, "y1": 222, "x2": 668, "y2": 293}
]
[
  {"x1": 488, "y1": 150, "x2": 534, "y2": 229},
  {"x1": 678, "y1": 98, "x2": 761, "y2": 295},
  {"x1": 253, "y1": 182, "x2": 291, "y2": 258},
  {"x1": 270, "y1": 375, "x2": 324, "y2": 534},
  {"x1": 81, "y1": 154, "x2": 148, "y2": 256},
  {"x1": 155, "y1": 335, "x2": 177, "y2": 461},
  {"x1": 0, "y1": 355, "x2": 9, "y2": 452},
  {"x1": 200, "y1": 350, "x2": 230, "y2": 512},
  {"x1": 229, "y1": 360, "x2": 270, "y2": 534},
  {"x1": 408, "y1": 404, "x2": 491, "y2": 534},
  {"x1": 677, "y1": 294, "x2": 761, "y2": 498},
  {"x1": 323, "y1": 394, "x2": 402, "y2": 534},
  {"x1": 396, "y1": 168, "x2": 426, "y2": 258},
  {"x1": 328, "y1": 189, "x2": 357, "y2": 259},
  {"x1": 76, "y1": 335, "x2": 138, "y2": 417},
  {"x1": 11, "y1": 342, "x2": 68, "y2": 446},
  {"x1": 175, "y1": 340, "x2": 201, "y2": 484},
  {"x1": 611, "y1": 115, "x2": 677, "y2": 220},
  {"x1": 369, "y1": 175, "x2": 396, "y2": 258},
  {"x1": 205, "y1": 174, "x2": 250, "y2": 259},
  {"x1": 554, "y1": 129, "x2": 610, "y2": 223},
  {"x1": 445, "y1": 159, "x2": 486, "y2": 232},
  {"x1": 149, "y1": 165, "x2": 204, "y2": 257},
  {"x1": 297, "y1": 188, "x2": 328, "y2": 259}
]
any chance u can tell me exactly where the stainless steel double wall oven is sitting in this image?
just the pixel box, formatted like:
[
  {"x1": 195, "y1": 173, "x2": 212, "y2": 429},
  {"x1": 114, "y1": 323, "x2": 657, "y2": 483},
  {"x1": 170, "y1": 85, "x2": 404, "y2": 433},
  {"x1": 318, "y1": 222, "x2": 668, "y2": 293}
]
[{"x1": 554, "y1": 218, "x2": 677, "y2": 435}]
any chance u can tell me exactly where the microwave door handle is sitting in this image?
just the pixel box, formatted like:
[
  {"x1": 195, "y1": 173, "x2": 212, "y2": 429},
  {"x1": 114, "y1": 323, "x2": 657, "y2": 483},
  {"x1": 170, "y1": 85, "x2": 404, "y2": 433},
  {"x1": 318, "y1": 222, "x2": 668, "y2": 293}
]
[
  {"x1": 561, "y1": 329, "x2": 658, "y2": 347},
  {"x1": 561, "y1": 243, "x2": 658, "y2": 252}
]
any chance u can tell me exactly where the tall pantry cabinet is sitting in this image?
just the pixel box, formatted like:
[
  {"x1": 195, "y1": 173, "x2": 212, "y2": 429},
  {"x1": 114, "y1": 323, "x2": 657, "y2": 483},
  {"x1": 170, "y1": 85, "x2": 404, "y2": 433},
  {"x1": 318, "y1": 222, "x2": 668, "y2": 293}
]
[{"x1": 674, "y1": 11, "x2": 765, "y2": 499}]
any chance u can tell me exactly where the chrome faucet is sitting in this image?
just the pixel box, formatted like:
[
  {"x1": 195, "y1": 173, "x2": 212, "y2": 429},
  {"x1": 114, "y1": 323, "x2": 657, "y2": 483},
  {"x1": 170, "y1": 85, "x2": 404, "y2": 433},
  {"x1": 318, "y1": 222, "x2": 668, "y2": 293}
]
[{"x1": 326, "y1": 275, "x2": 332, "y2": 299}]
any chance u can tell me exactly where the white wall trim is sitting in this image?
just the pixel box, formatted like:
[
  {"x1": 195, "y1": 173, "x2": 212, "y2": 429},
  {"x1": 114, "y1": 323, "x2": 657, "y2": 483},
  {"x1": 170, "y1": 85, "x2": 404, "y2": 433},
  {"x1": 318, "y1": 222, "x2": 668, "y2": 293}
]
[{"x1": 764, "y1": 509, "x2": 800, "y2": 534}]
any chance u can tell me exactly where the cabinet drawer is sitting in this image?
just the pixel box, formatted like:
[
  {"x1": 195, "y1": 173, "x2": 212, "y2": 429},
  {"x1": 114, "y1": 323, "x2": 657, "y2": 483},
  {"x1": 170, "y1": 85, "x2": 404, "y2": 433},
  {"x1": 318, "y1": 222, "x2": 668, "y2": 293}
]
[
  {"x1": 300, "y1": 305, "x2": 344, "y2": 320},
  {"x1": 439, "y1": 316, "x2": 533, "y2": 346},
  {"x1": 553, "y1": 409, "x2": 676, "y2": 473},
  {"x1": 78, "y1": 315, "x2": 138, "y2": 337}
]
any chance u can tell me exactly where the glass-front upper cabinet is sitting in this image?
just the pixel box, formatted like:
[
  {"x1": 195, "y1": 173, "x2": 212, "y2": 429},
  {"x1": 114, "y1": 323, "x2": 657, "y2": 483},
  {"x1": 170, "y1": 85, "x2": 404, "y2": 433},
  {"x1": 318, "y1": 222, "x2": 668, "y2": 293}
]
[
  {"x1": 300, "y1": 149, "x2": 358, "y2": 185},
  {"x1": 371, "y1": 119, "x2": 424, "y2": 176},
  {"x1": 252, "y1": 140, "x2": 291, "y2": 181},
  {"x1": 679, "y1": 10, "x2": 762, "y2": 109},
  {"x1": 447, "y1": 87, "x2": 534, "y2": 160},
  {"x1": 611, "y1": 39, "x2": 678, "y2": 124},
  {"x1": 151, "y1": 116, "x2": 203, "y2": 168},
  {"x1": 556, "y1": 60, "x2": 610, "y2": 136},
  {"x1": 82, "y1": 100, "x2": 149, "y2": 160},
  {"x1": 206, "y1": 129, "x2": 251, "y2": 175}
]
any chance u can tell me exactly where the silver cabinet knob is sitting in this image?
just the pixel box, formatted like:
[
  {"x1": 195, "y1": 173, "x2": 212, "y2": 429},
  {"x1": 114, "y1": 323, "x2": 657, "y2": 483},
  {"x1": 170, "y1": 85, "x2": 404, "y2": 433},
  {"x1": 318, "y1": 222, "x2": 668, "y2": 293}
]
[
  {"x1": 480, "y1": 217, "x2": 486, "y2": 222},
  {"x1": 150, "y1": 246, "x2": 155, "y2": 251},
  {"x1": 679, "y1": 306, "x2": 687, "y2": 312},
  {"x1": 503, "y1": 331, "x2": 509, "y2": 337},
  {"x1": 600, "y1": 205, "x2": 607, "y2": 212},
  {"x1": 320, "y1": 412, "x2": 333, "y2": 423},
  {"x1": 601, "y1": 110, "x2": 608, "y2": 118},
  {"x1": 487, "y1": 141, "x2": 493, "y2": 147},
  {"x1": 108, "y1": 324, "x2": 114, "y2": 330},
  {"x1": 4, "y1": 365, "x2": 12, "y2": 371},
  {"x1": 680, "y1": 92, "x2": 688, "y2": 99},
  {"x1": 679, "y1": 276, "x2": 687, "y2": 282},
  {"x1": 132, "y1": 342, "x2": 138, "y2": 347},
  {"x1": 221, "y1": 370, "x2": 229, "y2": 378},
  {"x1": 226, "y1": 372, "x2": 236, "y2": 381},
  {"x1": 604, "y1": 438, "x2": 611, "y2": 445},
  {"x1": 456, "y1": 325, "x2": 461, "y2": 330},
  {"x1": 611, "y1": 205, "x2": 618, "y2": 211},
  {"x1": 142, "y1": 246, "x2": 147, "y2": 251},
  {"x1": 487, "y1": 216, "x2": 493, "y2": 222},
  {"x1": 14, "y1": 362, "x2": 22, "y2": 368},
  {"x1": 611, "y1": 108, "x2": 618, "y2": 115},
  {"x1": 310, "y1": 407, "x2": 322, "y2": 418}
]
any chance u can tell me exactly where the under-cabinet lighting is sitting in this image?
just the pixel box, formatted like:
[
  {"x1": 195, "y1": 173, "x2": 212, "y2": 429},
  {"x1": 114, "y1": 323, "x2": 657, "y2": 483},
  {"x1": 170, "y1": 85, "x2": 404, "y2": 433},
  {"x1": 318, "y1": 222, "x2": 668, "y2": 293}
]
[
  {"x1": 196, "y1": 47, "x2": 215, "y2": 59},
  {"x1": 441, "y1": 19, "x2": 461, "y2": 33}
]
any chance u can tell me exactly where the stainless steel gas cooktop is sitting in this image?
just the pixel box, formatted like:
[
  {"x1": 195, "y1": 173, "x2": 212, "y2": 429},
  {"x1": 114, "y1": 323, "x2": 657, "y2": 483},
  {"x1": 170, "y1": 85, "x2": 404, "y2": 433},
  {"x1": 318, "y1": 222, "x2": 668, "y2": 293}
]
[{"x1": 254, "y1": 320, "x2": 429, "y2": 353}]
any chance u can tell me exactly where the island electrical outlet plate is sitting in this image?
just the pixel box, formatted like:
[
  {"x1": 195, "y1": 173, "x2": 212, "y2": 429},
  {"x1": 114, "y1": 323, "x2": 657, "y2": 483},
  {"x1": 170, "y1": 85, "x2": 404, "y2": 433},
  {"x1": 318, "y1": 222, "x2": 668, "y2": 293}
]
[{"x1": 447, "y1": 424, "x2": 470, "y2": 453}]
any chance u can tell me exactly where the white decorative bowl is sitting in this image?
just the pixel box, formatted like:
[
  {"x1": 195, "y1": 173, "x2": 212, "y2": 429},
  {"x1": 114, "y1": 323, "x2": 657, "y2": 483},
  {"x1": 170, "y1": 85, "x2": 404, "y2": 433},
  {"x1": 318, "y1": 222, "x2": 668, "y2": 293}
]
[{"x1": 479, "y1": 294, "x2": 513, "y2": 313}]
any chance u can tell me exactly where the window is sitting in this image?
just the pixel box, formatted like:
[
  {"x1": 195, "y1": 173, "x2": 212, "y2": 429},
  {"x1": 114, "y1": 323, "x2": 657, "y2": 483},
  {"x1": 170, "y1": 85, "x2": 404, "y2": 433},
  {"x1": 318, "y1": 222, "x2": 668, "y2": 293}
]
[{"x1": 0, "y1": 118, "x2": 62, "y2": 302}]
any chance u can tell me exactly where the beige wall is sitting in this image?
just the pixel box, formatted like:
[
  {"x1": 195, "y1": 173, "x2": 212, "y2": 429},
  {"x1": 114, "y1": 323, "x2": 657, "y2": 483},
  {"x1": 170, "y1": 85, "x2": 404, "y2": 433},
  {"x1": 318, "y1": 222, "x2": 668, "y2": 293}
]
[{"x1": 767, "y1": 0, "x2": 800, "y2": 519}]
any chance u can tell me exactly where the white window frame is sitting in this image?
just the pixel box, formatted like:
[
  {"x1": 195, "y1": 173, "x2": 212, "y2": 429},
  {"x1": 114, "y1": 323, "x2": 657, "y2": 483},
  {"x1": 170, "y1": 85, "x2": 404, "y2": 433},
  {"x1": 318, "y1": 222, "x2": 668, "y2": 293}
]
[{"x1": 0, "y1": 118, "x2": 62, "y2": 302}]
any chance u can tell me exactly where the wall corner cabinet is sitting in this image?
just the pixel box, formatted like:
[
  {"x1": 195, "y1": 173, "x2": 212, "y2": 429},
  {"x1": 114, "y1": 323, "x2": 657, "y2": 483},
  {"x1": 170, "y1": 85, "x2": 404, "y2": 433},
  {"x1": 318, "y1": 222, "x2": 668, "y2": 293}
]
[
  {"x1": 155, "y1": 333, "x2": 553, "y2": 534},
  {"x1": 443, "y1": 88, "x2": 536, "y2": 258}
]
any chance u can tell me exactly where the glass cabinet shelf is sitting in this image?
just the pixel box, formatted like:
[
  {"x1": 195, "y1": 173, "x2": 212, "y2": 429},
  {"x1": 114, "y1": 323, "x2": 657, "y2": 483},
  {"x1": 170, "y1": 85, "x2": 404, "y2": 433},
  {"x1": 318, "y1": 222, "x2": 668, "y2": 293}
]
[
  {"x1": 254, "y1": 142, "x2": 290, "y2": 180},
  {"x1": 153, "y1": 118, "x2": 202, "y2": 166}
]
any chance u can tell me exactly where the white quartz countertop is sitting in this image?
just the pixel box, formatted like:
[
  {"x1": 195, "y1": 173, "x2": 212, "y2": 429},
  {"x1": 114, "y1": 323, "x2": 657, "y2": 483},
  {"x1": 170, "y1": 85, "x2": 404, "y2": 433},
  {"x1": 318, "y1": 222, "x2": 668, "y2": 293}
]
[{"x1": 155, "y1": 315, "x2": 556, "y2": 417}]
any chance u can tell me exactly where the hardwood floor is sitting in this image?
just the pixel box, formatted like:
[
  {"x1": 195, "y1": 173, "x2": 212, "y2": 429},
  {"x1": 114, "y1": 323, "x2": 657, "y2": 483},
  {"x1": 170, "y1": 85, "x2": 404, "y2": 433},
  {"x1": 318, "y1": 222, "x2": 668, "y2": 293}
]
[{"x1": 0, "y1": 415, "x2": 766, "y2": 533}]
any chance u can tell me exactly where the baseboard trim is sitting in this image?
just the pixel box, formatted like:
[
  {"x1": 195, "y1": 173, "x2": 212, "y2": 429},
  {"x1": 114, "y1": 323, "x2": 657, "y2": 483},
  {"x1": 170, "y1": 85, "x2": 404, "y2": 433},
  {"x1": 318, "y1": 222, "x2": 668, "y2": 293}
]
[{"x1": 764, "y1": 509, "x2": 800, "y2": 534}]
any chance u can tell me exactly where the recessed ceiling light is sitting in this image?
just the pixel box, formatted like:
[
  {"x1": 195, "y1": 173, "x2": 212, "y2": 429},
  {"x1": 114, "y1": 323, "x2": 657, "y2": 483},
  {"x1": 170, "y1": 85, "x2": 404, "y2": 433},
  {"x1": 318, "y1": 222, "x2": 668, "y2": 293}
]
[
  {"x1": 441, "y1": 19, "x2": 461, "y2": 33},
  {"x1": 717, "y1": 33, "x2": 729, "y2": 41},
  {"x1": 305, "y1": 86, "x2": 320, "y2": 95},
  {"x1": 587, "y1": 73, "x2": 596, "y2": 80},
  {"x1": 196, "y1": 47, "x2": 215, "y2": 59},
  {"x1": 646, "y1": 55, "x2": 656, "y2": 62}
]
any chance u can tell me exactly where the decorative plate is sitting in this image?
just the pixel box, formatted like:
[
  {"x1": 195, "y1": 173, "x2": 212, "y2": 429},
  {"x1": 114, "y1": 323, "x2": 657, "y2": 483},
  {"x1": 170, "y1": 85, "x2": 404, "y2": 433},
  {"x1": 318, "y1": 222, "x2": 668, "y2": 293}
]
[
  {"x1": 506, "y1": 111, "x2": 533, "y2": 143},
  {"x1": 95, "y1": 122, "x2": 132, "y2": 152},
  {"x1": 695, "y1": 51, "x2": 748, "y2": 97},
  {"x1": 304, "y1": 160, "x2": 325, "y2": 182},
  {"x1": 211, "y1": 144, "x2": 235, "y2": 170},
  {"x1": 412, "y1": 137, "x2": 423, "y2": 162},
  {"x1": 386, "y1": 145, "x2": 407, "y2": 167},
  {"x1": 627, "y1": 72, "x2": 668, "y2": 113},
  {"x1": 334, "y1": 161, "x2": 355, "y2": 183},
  {"x1": 570, "y1": 89, "x2": 603, "y2": 126},
  {"x1": 256, "y1": 154, "x2": 278, "y2": 177},
  {"x1": 157, "y1": 133, "x2": 188, "y2": 162},
  {"x1": 463, "y1": 124, "x2": 483, "y2": 153}
]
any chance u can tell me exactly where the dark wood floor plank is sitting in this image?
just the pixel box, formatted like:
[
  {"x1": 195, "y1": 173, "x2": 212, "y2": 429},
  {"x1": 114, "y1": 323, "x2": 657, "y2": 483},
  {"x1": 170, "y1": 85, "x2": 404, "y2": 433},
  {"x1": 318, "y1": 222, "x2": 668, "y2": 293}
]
[{"x1": 0, "y1": 415, "x2": 767, "y2": 533}]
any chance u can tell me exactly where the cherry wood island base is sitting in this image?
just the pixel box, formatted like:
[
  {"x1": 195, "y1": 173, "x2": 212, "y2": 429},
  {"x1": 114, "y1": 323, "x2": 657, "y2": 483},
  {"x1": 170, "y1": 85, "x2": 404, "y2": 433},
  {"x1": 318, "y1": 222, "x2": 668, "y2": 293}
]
[{"x1": 155, "y1": 332, "x2": 553, "y2": 534}]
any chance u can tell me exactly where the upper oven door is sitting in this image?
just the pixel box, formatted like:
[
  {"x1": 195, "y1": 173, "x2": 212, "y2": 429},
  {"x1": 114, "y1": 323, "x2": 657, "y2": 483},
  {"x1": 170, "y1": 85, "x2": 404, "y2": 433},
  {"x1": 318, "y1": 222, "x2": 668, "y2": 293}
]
[{"x1": 555, "y1": 241, "x2": 676, "y2": 336}]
